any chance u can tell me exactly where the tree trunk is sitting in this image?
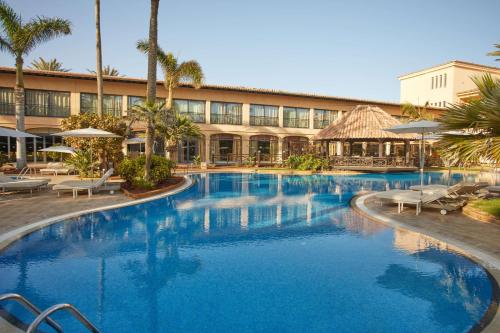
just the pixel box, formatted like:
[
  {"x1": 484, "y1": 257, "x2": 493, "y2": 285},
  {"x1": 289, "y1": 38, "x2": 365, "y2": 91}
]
[
  {"x1": 166, "y1": 84, "x2": 173, "y2": 110},
  {"x1": 145, "y1": 0, "x2": 160, "y2": 180},
  {"x1": 95, "y1": 0, "x2": 104, "y2": 117},
  {"x1": 15, "y1": 56, "x2": 26, "y2": 169}
]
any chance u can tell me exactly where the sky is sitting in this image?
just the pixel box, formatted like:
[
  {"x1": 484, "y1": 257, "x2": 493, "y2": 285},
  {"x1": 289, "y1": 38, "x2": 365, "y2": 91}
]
[{"x1": 1, "y1": 0, "x2": 499, "y2": 103}]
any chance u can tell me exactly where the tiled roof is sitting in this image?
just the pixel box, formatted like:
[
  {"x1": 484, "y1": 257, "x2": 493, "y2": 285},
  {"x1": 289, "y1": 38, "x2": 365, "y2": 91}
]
[
  {"x1": 0, "y1": 66, "x2": 412, "y2": 108},
  {"x1": 314, "y1": 105, "x2": 417, "y2": 141}
]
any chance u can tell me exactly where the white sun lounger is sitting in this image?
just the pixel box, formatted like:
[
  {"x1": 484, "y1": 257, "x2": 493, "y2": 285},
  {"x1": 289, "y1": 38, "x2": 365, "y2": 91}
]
[
  {"x1": 52, "y1": 169, "x2": 115, "y2": 199},
  {"x1": 0, "y1": 175, "x2": 49, "y2": 196},
  {"x1": 376, "y1": 189, "x2": 464, "y2": 215}
]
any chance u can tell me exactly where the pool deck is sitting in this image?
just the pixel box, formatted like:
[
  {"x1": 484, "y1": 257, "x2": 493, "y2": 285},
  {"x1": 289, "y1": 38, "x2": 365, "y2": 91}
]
[{"x1": 352, "y1": 192, "x2": 500, "y2": 333}]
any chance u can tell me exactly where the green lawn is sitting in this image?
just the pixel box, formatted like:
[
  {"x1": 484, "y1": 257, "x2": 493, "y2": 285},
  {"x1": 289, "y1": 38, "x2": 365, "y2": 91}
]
[{"x1": 469, "y1": 199, "x2": 500, "y2": 219}]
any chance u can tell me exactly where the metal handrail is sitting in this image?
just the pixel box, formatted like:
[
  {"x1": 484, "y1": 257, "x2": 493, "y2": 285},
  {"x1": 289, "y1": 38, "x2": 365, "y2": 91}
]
[
  {"x1": 16, "y1": 167, "x2": 30, "y2": 179},
  {"x1": 0, "y1": 293, "x2": 63, "y2": 333},
  {"x1": 27, "y1": 303, "x2": 100, "y2": 333}
]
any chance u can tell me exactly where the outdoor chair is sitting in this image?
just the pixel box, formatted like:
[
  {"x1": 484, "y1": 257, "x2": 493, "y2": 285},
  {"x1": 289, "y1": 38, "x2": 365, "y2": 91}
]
[
  {"x1": 0, "y1": 175, "x2": 49, "y2": 196},
  {"x1": 52, "y1": 169, "x2": 115, "y2": 199},
  {"x1": 40, "y1": 162, "x2": 74, "y2": 176},
  {"x1": 376, "y1": 189, "x2": 465, "y2": 216}
]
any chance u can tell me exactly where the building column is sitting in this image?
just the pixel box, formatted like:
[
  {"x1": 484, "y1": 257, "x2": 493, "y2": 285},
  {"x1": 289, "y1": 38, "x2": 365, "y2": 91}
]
[
  {"x1": 205, "y1": 135, "x2": 211, "y2": 163},
  {"x1": 362, "y1": 142, "x2": 367, "y2": 157},
  {"x1": 378, "y1": 140, "x2": 384, "y2": 157},
  {"x1": 278, "y1": 106, "x2": 284, "y2": 128},
  {"x1": 71, "y1": 92, "x2": 80, "y2": 115},
  {"x1": 338, "y1": 141, "x2": 344, "y2": 157},
  {"x1": 242, "y1": 103, "x2": 250, "y2": 126},
  {"x1": 241, "y1": 134, "x2": 250, "y2": 164},
  {"x1": 278, "y1": 137, "x2": 284, "y2": 162},
  {"x1": 122, "y1": 95, "x2": 128, "y2": 117},
  {"x1": 42, "y1": 136, "x2": 47, "y2": 163},
  {"x1": 309, "y1": 108, "x2": 314, "y2": 129},
  {"x1": 404, "y1": 140, "x2": 410, "y2": 164},
  {"x1": 205, "y1": 101, "x2": 211, "y2": 124},
  {"x1": 33, "y1": 137, "x2": 37, "y2": 163}
]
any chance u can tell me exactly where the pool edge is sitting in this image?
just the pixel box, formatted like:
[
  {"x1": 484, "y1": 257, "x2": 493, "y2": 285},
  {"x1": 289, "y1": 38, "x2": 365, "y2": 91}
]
[
  {"x1": 351, "y1": 192, "x2": 500, "y2": 333},
  {"x1": 0, "y1": 175, "x2": 194, "y2": 252}
]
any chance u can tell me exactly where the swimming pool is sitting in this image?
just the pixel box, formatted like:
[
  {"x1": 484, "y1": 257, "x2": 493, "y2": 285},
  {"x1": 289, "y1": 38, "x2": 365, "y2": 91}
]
[{"x1": 0, "y1": 172, "x2": 497, "y2": 332}]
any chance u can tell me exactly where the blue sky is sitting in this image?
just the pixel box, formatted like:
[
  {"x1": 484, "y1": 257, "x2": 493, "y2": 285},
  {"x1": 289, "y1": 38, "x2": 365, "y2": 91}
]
[{"x1": 1, "y1": 0, "x2": 498, "y2": 102}]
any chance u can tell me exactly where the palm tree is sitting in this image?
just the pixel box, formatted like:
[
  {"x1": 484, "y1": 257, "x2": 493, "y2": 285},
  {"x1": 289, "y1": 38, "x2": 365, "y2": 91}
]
[
  {"x1": 438, "y1": 74, "x2": 500, "y2": 164},
  {"x1": 136, "y1": 40, "x2": 204, "y2": 110},
  {"x1": 95, "y1": 0, "x2": 103, "y2": 117},
  {"x1": 401, "y1": 101, "x2": 432, "y2": 120},
  {"x1": 487, "y1": 43, "x2": 500, "y2": 61},
  {"x1": 29, "y1": 57, "x2": 70, "y2": 72},
  {"x1": 129, "y1": 101, "x2": 201, "y2": 158},
  {"x1": 0, "y1": 1, "x2": 71, "y2": 168},
  {"x1": 157, "y1": 113, "x2": 201, "y2": 157},
  {"x1": 87, "y1": 65, "x2": 122, "y2": 76},
  {"x1": 143, "y1": 0, "x2": 160, "y2": 180}
]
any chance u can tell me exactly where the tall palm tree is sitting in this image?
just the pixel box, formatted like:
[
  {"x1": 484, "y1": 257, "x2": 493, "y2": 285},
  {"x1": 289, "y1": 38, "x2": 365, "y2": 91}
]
[
  {"x1": 29, "y1": 57, "x2": 70, "y2": 72},
  {"x1": 87, "y1": 65, "x2": 122, "y2": 76},
  {"x1": 95, "y1": 0, "x2": 103, "y2": 117},
  {"x1": 0, "y1": 1, "x2": 71, "y2": 168},
  {"x1": 487, "y1": 43, "x2": 500, "y2": 61},
  {"x1": 438, "y1": 74, "x2": 500, "y2": 164},
  {"x1": 136, "y1": 40, "x2": 204, "y2": 110},
  {"x1": 143, "y1": 0, "x2": 160, "y2": 180},
  {"x1": 401, "y1": 101, "x2": 432, "y2": 120}
]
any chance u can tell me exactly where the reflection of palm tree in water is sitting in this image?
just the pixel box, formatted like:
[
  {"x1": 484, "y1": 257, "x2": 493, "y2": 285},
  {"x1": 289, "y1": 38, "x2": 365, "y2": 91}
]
[
  {"x1": 123, "y1": 215, "x2": 201, "y2": 332},
  {"x1": 376, "y1": 248, "x2": 491, "y2": 330}
]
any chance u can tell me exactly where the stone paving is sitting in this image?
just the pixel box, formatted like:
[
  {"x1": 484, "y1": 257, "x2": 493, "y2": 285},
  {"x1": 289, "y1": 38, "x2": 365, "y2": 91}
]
[{"x1": 0, "y1": 175, "x2": 131, "y2": 235}]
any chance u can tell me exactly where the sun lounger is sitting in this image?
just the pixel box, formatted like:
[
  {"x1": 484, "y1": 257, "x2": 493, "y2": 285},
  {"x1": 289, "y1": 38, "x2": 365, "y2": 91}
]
[
  {"x1": 52, "y1": 169, "x2": 115, "y2": 198},
  {"x1": 40, "y1": 162, "x2": 74, "y2": 176},
  {"x1": 376, "y1": 189, "x2": 464, "y2": 215},
  {"x1": 0, "y1": 176, "x2": 49, "y2": 196}
]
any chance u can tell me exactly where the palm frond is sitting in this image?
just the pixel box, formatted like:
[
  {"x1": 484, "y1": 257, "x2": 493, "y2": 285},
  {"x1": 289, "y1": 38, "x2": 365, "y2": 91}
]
[
  {"x1": 136, "y1": 39, "x2": 167, "y2": 64},
  {"x1": 178, "y1": 60, "x2": 204, "y2": 88},
  {"x1": 0, "y1": 0, "x2": 21, "y2": 45},
  {"x1": 0, "y1": 35, "x2": 12, "y2": 54},
  {"x1": 30, "y1": 57, "x2": 70, "y2": 72},
  {"x1": 21, "y1": 16, "x2": 71, "y2": 54},
  {"x1": 487, "y1": 44, "x2": 500, "y2": 61}
]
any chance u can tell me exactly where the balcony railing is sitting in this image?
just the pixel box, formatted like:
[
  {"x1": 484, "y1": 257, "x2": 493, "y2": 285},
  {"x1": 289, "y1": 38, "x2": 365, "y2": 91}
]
[
  {"x1": 314, "y1": 120, "x2": 332, "y2": 129},
  {"x1": 250, "y1": 116, "x2": 279, "y2": 127},
  {"x1": 0, "y1": 103, "x2": 15, "y2": 115},
  {"x1": 210, "y1": 114, "x2": 242, "y2": 125},
  {"x1": 179, "y1": 112, "x2": 205, "y2": 123},
  {"x1": 329, "y1": 156, "x2": 414, "y2": 167},
  {"x1": 283, "y1": 118, "x2": 309, "y2": 128},
  {"x1": 81, "y1": 108, "x2": 122, "y2": 117},
  {"x1": 26, "y1": 105, "x2": 70, "y2": 117}
]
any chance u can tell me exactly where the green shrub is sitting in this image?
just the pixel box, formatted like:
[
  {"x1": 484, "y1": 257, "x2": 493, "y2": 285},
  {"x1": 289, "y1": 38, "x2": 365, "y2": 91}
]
[
  {"x1": 193, "y1": 155, "x2": 202, "y2": 167},
  {"x1": 118, "y1": 155, "x2": 175, "y2": 187},
  {"x1": 67, "y1": 150, "x2": 99, "y2": 178},
  {"x1": 286, "y1": 154, "x2": 328, "y2": 171}
]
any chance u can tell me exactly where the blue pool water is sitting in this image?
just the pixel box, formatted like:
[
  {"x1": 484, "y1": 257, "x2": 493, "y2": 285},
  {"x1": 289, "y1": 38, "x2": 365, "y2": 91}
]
[{"x1": 0, "y1": 172, "x2": 496, "y2": 332}]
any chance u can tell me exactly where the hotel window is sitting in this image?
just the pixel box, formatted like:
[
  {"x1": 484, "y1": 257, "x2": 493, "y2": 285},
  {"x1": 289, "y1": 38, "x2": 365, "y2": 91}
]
[
  {"x1": 81, "y1": 93, "x2": 122, "y2": 117},
  {"x1": 0, "y1": 87, "x2": 15, "y2": 115},
  {"x1": 314, "y1": 109, "x2": 338, "y2": 129},
  {"x1": 25, "y1": 89, "x2": 70, "y2": 117},
  {"x1": 250, "y1": 104, "x2": 279, "y2": 126},
  {"x1": 431, "y1": 77, "x2": 434, "y2": 89},
  {"x1": 444, "y1": 73, "x2": 447, "y2": 87},
  {"x1": 174, "y1": 99, "x2": 206, "y2": 123},
  {"x1": 127, "y1": 96, "x2": 166, "y2": 109},
  {"x1": 283, "y1": 107, "x2": 309, "y2": 128},
  {"x1": 440, "y1": 75, "x2": 443, "y2": 88},
  {"x1": 210, "y1": 102, "x2": 242, "y2": 125}
]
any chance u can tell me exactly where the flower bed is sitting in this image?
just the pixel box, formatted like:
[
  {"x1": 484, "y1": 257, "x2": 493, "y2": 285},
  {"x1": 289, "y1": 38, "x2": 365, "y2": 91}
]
[{"x1": 122, "y1": 176, "x2": 185, "y2": 199}]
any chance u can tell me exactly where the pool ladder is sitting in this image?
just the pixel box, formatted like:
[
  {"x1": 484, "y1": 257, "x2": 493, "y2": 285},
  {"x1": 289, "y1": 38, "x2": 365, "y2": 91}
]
[{"x1": 0, "y1": 293, "x2": 100, "y2": 333}]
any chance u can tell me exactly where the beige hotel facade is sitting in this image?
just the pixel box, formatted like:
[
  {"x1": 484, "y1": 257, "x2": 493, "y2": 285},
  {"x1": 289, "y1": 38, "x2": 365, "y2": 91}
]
[{"x1": 0, "y1": 67, "x2": 440, "y2": 165}]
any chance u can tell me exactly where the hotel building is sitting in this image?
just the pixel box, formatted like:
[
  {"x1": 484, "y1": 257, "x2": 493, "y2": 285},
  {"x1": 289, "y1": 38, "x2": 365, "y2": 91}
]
[
  {"x1": 0, "y1": 67, "x2": 439, "y2": 165},
  {"x1": 399, "y1": 60, "x2": 500, "y2": 107}
]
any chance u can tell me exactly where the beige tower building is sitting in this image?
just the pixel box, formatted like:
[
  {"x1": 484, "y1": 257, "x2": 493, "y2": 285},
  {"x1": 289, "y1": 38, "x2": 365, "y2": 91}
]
[{"x1": 399, "y1": 60, "x2": 500, "y2": 107}]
